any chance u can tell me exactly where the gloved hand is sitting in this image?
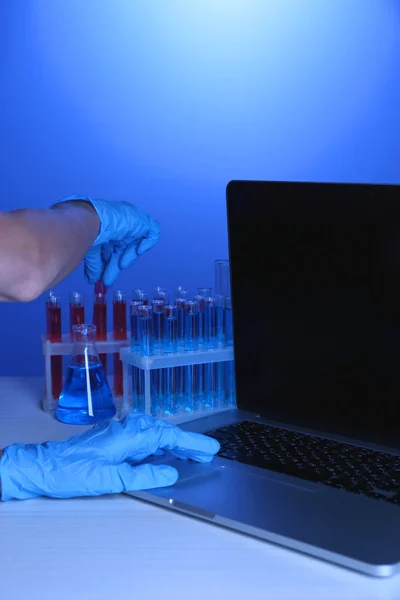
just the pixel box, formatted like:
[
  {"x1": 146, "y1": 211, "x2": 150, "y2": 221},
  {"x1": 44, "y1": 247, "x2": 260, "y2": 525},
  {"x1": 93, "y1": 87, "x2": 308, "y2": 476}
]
[
  {"x1": 0, "y1": 414, "x2": 220, "y2": 501},
  {"x1": 55, "y1": 195, "x2": 161, "y2": 287}
]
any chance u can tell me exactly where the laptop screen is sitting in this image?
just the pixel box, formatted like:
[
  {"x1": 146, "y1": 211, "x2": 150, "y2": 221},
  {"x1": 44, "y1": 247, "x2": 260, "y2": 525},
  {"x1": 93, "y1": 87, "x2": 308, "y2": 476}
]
[{"x1": 227, "y1": 181, "x2": 400, "y2": 447}]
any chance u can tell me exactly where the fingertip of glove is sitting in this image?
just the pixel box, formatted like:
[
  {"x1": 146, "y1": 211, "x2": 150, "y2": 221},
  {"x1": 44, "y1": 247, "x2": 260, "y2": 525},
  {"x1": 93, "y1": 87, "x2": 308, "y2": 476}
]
[
  {"x1": 157, "y1": 464, "x2": 179, "y2": 486},
  {"x1": 210, "y1": 438, "x2": 220, "y2": 454}
]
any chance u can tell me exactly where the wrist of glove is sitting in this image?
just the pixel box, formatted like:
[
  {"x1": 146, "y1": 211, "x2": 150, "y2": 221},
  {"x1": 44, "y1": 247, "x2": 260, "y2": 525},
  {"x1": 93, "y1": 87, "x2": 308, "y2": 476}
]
[
  {"x1": 0, "y1": 415, "x2": 220, "y2": 502},
  {"x1": 52, "y1": 196, "x2": 161, "y2": 286}
]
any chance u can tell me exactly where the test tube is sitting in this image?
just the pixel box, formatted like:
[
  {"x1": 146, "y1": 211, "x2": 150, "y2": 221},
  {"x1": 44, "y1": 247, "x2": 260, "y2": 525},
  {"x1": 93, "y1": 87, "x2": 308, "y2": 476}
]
[
  {"x1": 215, "y1": 259, "x2": 231, "y2": 298},
  {"x1": 174, "y1": 286, "x2": 187, "y2": 347},
  {"x1": 69, "y1": 292, "x2": 85, "y2": 335},
  {"x1": 133, "y1": 289, "x2": 148, "y2": 305},
  {"x1": 132, "y1": 367, "x2": 145, "y2": 413},
  {"x1": 131, "y1": 301, "x2": 145, "y2": 411},
  {"x1": 139, "y1": 305, "x2": 153, "y2": 357},
  {"x1": 214, "y1": 294, "x2": 225, "y2": 345},
  {"x1": 151, "y1": 298, "x2": 166, "y2": 413},
  {"x1": 153, "y1": 286, "x2": 169, "y2": 304},
  {"x1": 202, "y1": 295, "x2": 216, "y2": 407},
  {"x1": 139, "y1": 305, "x2": 156, "y2": 416},
  {"x1": 204, "y1": 361, "x2": 217, "y2": 408},
  {"x1": 164, "y1": 305, "x2": 178, "y2": 354},
  {"x1": 224, "y1": 296, "x2": 233, "y2": 346},
  {"x1": 184, "y1": 364, "x2": 200, "y2": 412},
  {"x1": 184, "y1": 300, "x2": 199, "y2": 411},
  {"x1": 224, "y1": 297, "x2": 236, "y2": 405},
  {"x1": 93, "y1": 282, "x2": 107, "y2": 373},
  {"x1": 46, "y1": 292, "x2": 63, "y2": 399},
  {"x1": 194, "y1": 287, "x2": 212, "y2": 345},
  {"x1": 130, "y1": 300, "x2": 143, "y2": 353},
  {"x1": 173, "y1": 287, "x2": 187, "y2": 409},
  {"x1": 113, "y1": 290, "x2": 127, "y2": 397},
  {"x1": 152, "y1": 299, "x2": 166, "y2": 351},
  {"x1": 164, "y1": 305, "x2": 178, "y2": 415},
  {"x1": 184, "y1": 300, "x2": 199, "y2": 352},
  {"x1": 204, "y1": 295, "x2": 216, "y2": 349}
]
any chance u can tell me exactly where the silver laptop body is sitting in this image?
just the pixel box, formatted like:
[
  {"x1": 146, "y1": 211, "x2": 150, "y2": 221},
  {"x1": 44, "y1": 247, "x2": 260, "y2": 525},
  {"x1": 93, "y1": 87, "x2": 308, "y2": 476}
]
[{"x1": 126, "y1": 181, "x2": 400, "y2": 578}]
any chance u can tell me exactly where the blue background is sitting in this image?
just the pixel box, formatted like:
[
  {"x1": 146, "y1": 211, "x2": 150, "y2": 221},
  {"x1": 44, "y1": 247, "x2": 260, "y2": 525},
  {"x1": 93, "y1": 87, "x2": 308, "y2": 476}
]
[{"x1": 0, "y1": 0, "x2": 399, "y2": 376}]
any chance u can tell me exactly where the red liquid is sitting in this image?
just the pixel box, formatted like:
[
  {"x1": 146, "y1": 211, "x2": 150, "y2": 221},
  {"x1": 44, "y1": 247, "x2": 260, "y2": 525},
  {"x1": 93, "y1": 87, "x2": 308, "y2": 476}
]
[
  {"x1": 95, "y1": 281, "x2": 107, "y2": 295},
  {"x1": 113, "y1": 301, "x2": 127, "y2": 341},
  {"x1": 46, "y1": 305, "x2": 63, "y2": 399},
  {"x1": 93, "y1": 301, "x2": 107, "y2": 372},
  {"x1": 93, "y1": 303, "x2": 107, "y2": 340},
  {"x1": 113, "y1": 300, "x2": 126, "y2": 396},
  {"x1": 69, "y1": 305, "x2": 85, "y2": 334}
]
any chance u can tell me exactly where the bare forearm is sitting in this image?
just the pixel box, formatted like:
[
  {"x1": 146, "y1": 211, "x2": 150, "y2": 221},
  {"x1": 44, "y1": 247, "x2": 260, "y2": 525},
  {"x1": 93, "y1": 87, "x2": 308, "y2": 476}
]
[{"x1": 0, "y1": 201, "x2": 100, "y2": 302}]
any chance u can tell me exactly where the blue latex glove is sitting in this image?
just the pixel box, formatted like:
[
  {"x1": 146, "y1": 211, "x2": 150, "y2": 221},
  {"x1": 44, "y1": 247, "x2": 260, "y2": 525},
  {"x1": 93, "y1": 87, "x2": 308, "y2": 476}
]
[
  {"x1": 0, "y1": 415, "x2": 220, "y2": 501},
  {"x1": 55, "y1": 195, "x2": 161, "y2": 287}
]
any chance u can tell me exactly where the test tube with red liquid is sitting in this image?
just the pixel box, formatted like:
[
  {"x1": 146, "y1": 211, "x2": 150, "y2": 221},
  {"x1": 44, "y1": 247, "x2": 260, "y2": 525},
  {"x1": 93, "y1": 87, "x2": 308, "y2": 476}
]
[
  {"x1": 69, "y1": 291, "x2": 85, "y2": 335},
  {"x1": 113, "y1": 290, "x2": 127, "y2": 396},
  {"x1": 46, "y1": 292, "x2": 63, "y2": 399},
  {"x1": 93, "y1": 281, "x2": 107, "y2": 373}
]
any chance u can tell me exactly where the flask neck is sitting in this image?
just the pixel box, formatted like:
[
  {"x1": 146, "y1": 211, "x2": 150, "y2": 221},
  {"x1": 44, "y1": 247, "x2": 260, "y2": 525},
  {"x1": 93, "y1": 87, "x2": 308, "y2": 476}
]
[{"x1": 71, "y1": 325, "x2": 101, "y2": 365}]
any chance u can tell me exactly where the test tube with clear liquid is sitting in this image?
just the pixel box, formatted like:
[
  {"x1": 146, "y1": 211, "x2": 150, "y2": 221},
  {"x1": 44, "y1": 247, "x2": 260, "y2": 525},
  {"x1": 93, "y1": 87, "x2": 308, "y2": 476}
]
[
  {"x1": 224, "y1": 296, "x2": 236, "y2": 405},
  {"x1": 163, "y1": 305, "x2": 178, "y2": 415},
  {"x1": 174, "y1": 286, "x2": 187, "y2": 408},
  {"x1": 130, "y1": 300, "x2": 143, "y2": 353},
  {"x1": 130, "y1": 300, "x2": 145, "y2": 412},
  {"x1": 193, "y1": 288, "x2": 212, "y2": 403},
  {"x1": 152, "y1": 299, "x2": 165, "y2": 413},
  {"x1": 184, "y1": 300, "x2": 200, "y2": 411},
  {"x1": 203, "y1": 295, "x2": 217, "y2": 408},
  {"x1": 56, "y1": 324, "x2": 116, "y2": 425},
  {"x1": 194, "y1": 287, "x2": 211, "y2": 346},
  {"x1": 139, "y1": 305, "x2": 155, "y2": 415},
  {"x1": 215, "y1": 260, "x2": 232, "y2": 404},
  {"x1": 215, "y1": 260, "x2": 231, "y2": 298}
]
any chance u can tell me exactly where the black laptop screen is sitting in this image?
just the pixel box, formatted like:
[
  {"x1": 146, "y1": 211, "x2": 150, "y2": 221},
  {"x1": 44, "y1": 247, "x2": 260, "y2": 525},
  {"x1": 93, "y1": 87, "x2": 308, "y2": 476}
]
[{"x1": 227, "y1": 181, "x2": 400, "y2": 446}]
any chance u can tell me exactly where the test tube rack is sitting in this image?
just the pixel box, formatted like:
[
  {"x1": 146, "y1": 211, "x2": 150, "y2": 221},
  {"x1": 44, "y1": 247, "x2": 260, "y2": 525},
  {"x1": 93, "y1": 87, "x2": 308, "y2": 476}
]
[
  {"x1": 41, "y1": 334, "x2": 129, "y2": 414},
  {"x1": 119, "y1": 345, "x2": 236, "y2": 425}
]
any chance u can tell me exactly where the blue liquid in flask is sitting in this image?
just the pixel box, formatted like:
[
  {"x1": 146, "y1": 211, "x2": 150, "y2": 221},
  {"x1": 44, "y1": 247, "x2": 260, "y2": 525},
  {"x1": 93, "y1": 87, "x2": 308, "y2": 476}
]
[{"x1": 56, "y1": 362, "x2": 116, "y2": 425}]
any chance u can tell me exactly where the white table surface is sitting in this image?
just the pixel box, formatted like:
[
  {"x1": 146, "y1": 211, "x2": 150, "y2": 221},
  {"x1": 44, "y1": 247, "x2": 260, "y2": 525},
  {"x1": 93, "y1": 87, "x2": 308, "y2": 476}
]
[{"x1": 1, "y1": 377, "x2": 400, "y2": 600}]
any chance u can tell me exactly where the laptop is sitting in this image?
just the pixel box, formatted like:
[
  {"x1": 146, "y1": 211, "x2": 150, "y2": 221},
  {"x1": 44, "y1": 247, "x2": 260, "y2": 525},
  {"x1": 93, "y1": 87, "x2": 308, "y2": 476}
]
[{"x1": 126, "y1": 180, "x2": 400, "y2": 578}]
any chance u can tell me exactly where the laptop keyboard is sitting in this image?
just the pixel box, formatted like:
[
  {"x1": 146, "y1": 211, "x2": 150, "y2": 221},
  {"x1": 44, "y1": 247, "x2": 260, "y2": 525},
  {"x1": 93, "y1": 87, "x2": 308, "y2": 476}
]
[{"x1": 206, "y1": 420, "x2": 400, "y2": 505}]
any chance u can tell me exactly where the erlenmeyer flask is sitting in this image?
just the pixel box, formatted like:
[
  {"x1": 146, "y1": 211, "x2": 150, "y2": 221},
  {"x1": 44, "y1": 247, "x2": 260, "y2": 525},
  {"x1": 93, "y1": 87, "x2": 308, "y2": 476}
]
[{"x1": 56, "y1": 324, "x2": 116, "y2": 425}]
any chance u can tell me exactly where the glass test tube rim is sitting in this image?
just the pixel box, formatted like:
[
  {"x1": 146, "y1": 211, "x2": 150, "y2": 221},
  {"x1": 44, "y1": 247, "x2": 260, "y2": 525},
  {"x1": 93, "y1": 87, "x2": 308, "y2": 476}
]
[
  {"x1": 113, "y1": 289, "x2": 127, "y2": 303},
  {"x1": 164, "y1": 304, "x2": 177, "y2": 319},
  {"x1": 197, "y1": 287, "x2": 212, "y2": 296},
  {"x1": 72, "y1": 323, "x2": 97, "y2": 337},
  {"x1": 46, "y1": 293, "x2": 61, "y2": 307},
  {"x1": 185, "y1": 299, "x2": 199, "y2": 314},
  {"x1": 133, "y1": 288, "x2": 148, "y2": 301},
  {"x1": 69, "y1": 291, "x2": 84, "y2": 305},
  {"x1": 140, "y1": 305, "x2": 153, "y2": 318},
  {"x1": 174, "y1": 285, "x2": 188, "y2": 298}
]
